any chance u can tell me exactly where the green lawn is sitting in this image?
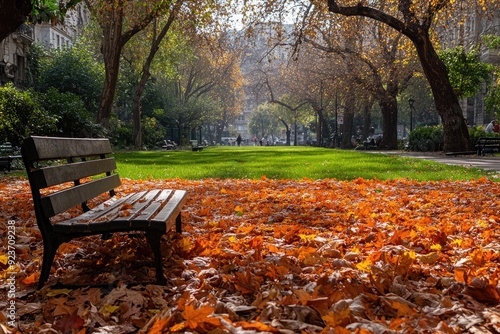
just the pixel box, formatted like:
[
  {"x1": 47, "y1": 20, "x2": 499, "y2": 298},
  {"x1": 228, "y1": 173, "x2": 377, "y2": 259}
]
[{"x1": 114, "y1": 146, "x2": 491, "y2": 181}]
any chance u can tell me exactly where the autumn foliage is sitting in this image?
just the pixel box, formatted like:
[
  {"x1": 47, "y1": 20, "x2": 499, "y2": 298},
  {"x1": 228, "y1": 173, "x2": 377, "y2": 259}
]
[{"x1": 2, "y1": 176, "x2": 500, "y2": 332}]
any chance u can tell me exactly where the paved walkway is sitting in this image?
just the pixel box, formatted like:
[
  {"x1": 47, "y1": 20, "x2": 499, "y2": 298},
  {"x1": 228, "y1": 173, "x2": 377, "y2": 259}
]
[{"x1": 379, "y1": 151, "x2": 500, "y2": 172}]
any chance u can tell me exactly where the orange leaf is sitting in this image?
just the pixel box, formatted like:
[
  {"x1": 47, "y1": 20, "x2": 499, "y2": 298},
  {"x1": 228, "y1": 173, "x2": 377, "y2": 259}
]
[
  {"x1": 182, "y1": 304, "x2": 220, "y2": 330},
  {"x1": 22, "y1": 272, "x2": 38, "y2": 285},
  {"x1": 149, "y1": 318, "x2": 169, "y2": 334}
]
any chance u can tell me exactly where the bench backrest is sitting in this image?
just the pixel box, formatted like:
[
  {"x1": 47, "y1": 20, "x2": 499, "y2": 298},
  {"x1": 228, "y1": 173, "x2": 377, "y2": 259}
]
[
  {"x1": 477, "y1": 137, "x2": 500, "y2": 143},
  {"x1": 22, "y1": 136, "x2": 121, "y2": 232},
  {"x1": 0, "y1": 142, "x2": 13, "y2": 156}
]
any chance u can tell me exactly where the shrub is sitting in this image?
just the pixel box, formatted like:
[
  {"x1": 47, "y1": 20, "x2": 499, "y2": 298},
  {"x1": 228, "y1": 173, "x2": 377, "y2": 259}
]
[
  {"x1": 36, "y1": 88, "x2": 105, "y2": 138},
  {"x1": 110, "y1": 123, "x2": 134, "y2": 149},
  {"x1": 0, "y1": 84, "x2": 56, "y2": 146},
  {"x1": 142, "y1": 116, "x2": 166, "y2": 149},
  {"x1": 407, "y1": 125, "x2": 444, "y2": 152},
  {"x1": 468, "y1": 126, "x2": 498, "y2": 146}
]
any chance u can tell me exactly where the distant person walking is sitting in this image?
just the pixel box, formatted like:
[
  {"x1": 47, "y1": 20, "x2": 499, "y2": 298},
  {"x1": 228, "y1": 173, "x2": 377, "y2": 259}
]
[
  {"x1": 486, "y1": 120, "x2": 496, "y2": 133},
  {"x1": 236, "y1": 134, "x2": 242, "y2": 146}
]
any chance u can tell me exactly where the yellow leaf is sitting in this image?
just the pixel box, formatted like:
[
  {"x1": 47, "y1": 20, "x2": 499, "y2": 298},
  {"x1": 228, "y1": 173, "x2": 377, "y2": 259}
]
[
  {"x1": 178, "y1": 237, "x2": 193, "y2": 252},
  {"x1": 404, "y1": 250, "x2": 416, "y2": 260},
  {"x1": 356, "y1": 258, "x2": 372, "y2": 272},
  {"x1": 430, "y1": 244, "x2": 442, "y2": 251},
  {"x1": 46, "y1": 288, "x2": 73, "y2": 297},
  {"x1": 100, "y1": 304, "x2": 120, "y2": 316},
  {"x1": 0, "y1": 254, "x2": 8, "y2": 265},
  {"x1": 299, "y1": 234, "x2": 316, "y2": 241}
]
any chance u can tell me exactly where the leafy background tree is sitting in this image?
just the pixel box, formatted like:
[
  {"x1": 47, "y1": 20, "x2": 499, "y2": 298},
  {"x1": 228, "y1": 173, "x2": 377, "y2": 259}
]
[
  {"x1": 34, "y1": 41, "x2": 104, "y2": 115},
  {"x1": 0, "y1": 84, "x2": 56, "y2": 146},
  {"x1": 439, "y1": 46, "x2": 493, "y2": 100}
]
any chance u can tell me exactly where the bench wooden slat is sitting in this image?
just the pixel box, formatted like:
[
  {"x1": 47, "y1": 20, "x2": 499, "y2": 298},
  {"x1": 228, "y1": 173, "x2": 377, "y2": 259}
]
[
  {"x1": 40, "y1": 174, "x2": 121, "y2": 217},
  {"x1": 32, "y1": 158, "x2": 117, "y2": 189},
  {"x1": 475, "y1": 137, "x2": 500, "y2": 155},
  {"x1": 22, "y1": 136, "x2": 113, "y2": 161},
  {"x1": 59, "y1": 192, "x2": 138, "y2": 227},
  {"x1": 152, "y1": 190, "x2": 187, "y2": 224},
  {"x1": 113, "y1": 190, "x2": 162, "y2": 221},
  {"x1": 133, "y1": 190, "x2": 173, "y2": 222}
]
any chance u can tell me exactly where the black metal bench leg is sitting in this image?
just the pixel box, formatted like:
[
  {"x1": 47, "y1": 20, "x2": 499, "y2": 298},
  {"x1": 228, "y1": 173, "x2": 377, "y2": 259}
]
[
  {"x1": 176, "y1": 214, "x2": 182, "y2": 233},
  {"x1": 146, "y1": 232, "x2": 166, "y2": 285},
  {"x1": 38, "y1": 237, "x2": 63, "y2": 289}
]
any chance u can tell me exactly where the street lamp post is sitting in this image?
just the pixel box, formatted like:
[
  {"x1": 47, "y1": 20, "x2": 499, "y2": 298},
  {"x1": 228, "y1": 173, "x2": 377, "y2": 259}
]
[{"x1": 408, "y1": 98, "x2": 415, "y2": 132}]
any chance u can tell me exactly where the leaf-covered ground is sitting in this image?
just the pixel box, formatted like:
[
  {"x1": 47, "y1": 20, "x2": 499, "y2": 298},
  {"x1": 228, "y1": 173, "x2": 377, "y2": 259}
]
[{"x1": 2, "y1": 176, "x2": 500, "y2": 333}]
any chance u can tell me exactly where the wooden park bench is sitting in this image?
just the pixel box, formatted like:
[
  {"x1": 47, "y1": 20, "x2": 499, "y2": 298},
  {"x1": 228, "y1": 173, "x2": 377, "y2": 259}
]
[
  {"x1": 162, "y1": 139, "x2": 177, "y2": 150},
  {"x1": 21, "y1": 136, "x2": 188, "y2": 289},
  {"x1": 0, "y1": 142, "x2": 22, "y2": 172},
  {"x1": 475, "y1": 137, "x2": 500, "y2": 156},
  {"x1": 190, "y1": 140, "x2": 206, "y2": 151}
]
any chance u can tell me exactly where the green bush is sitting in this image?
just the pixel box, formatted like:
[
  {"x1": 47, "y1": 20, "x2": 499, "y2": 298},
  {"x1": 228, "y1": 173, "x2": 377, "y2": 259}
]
[
  {"x1": 142, "y1": 116, "x2": 166, "y2": 149},
  {"x1": 407, "y1": 125, "x2": 444, "y2": 151},
  {"x1": 36, "y1": 88, "x2": 105, "y2": 138},
  {"x1": 110, "y1": 123, "x2": 134, "y2": 149},
  {"x1": 407, "y1": 124, "x2": 499, "y2": 152},
  {"x1": 0, "y1": 84, "x2": 56, "y2": 146},
  {"x1": 468, "y1": 125, "x2": 498, "y2": 146}
]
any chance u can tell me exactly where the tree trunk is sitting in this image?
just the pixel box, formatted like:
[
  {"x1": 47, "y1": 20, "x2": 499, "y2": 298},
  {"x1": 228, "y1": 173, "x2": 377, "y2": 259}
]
[
  {"x1": 341, "y1": 109, "x2": 355, "y2": 149},
  {"x1": 0, "y1": 0, "x2": 31, "y2": 43},
  {"x1": 97, "y1": 10, "x2": 124, "y2": 129},
  {"x1": 280, "y1": 119, "x2": 291, "y2": 145},
  {"x1": 413, "y1": 34, "x2": 471, "y2": 152},
  {"x1": 316, "y1": 108, "x2": 325, "y2": 146},
  {"x1": 340, "y1": 89, "x2": 355, "y2": 148},
  {"x1": 378, "y1": 97, "x2": 399, "y2": 149},
  {"x1": 132, "y1": 81, "x2": 146, "y2": 149},
  {"x1": 362, "y1": 102, "x2": 372, "y2": 141}
]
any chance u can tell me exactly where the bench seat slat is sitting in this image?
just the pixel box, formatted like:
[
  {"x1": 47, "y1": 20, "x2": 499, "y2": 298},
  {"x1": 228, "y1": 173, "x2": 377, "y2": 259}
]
[
  {"x1": 133, "y1": 190, "x2": 173, "y2": 222},
  {"x1": 41, "y1": 174, "x2": 121, "y2": 217},
  {"x1": 52, "y1": 189, "x2": 186, "y2": 234},
  {"x1": 152, "y1": 190, "x2": 188, "y2": 223},
  {"x1": 114, "y1": 189, "x2": 162, "y2": 221},
  {"x1": 33, "y1": 158, "x2": 117, "y2": 189}
]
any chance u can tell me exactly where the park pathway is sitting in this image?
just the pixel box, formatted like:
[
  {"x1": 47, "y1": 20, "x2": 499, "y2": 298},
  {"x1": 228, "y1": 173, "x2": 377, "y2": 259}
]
[{"x1": 379, "y1": 151, "x2": 500, "y2": 172}]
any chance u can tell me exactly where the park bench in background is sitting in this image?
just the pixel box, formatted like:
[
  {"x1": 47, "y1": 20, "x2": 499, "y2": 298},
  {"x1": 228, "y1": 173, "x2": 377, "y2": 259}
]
[
  {"x1": 162, "y1": 139, "x2": 177, "y2": 150},
  {"x1": 0, "y1": 142, "x2": 22, "y2": 172},
  {"x1": 475, "y1": 137, "x2": 500, "y2": 156},
  {"x1": 190, "y1": 140, "x2": 207, "y2": 151},
  {"x1": 21, "y1": 136, "x2": 188, "y2": 289}
]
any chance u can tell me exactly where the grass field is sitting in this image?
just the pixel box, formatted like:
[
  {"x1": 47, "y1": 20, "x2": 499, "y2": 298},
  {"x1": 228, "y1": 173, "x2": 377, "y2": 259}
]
[{"x1": 113, "y1": 146, "x2": 491, "y2": 181}]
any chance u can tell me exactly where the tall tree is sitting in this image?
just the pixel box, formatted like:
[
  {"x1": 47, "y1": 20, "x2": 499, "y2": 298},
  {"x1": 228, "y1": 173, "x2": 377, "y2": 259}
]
[
  {"x1": 323, "y1": 0, "x2": 499, "y2": 151},
  {"x1": 84, "y1": 0, "x2": 174, "y2": 128},
  {"x1": 129, "y1": 1, "x2": 183, "y2": 149}
]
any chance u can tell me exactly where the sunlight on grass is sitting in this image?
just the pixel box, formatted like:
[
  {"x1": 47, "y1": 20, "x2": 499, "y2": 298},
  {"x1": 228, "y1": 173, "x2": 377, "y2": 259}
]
[{"x1": 114, "y1": 146, "x2": 490, "y2": 181}]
